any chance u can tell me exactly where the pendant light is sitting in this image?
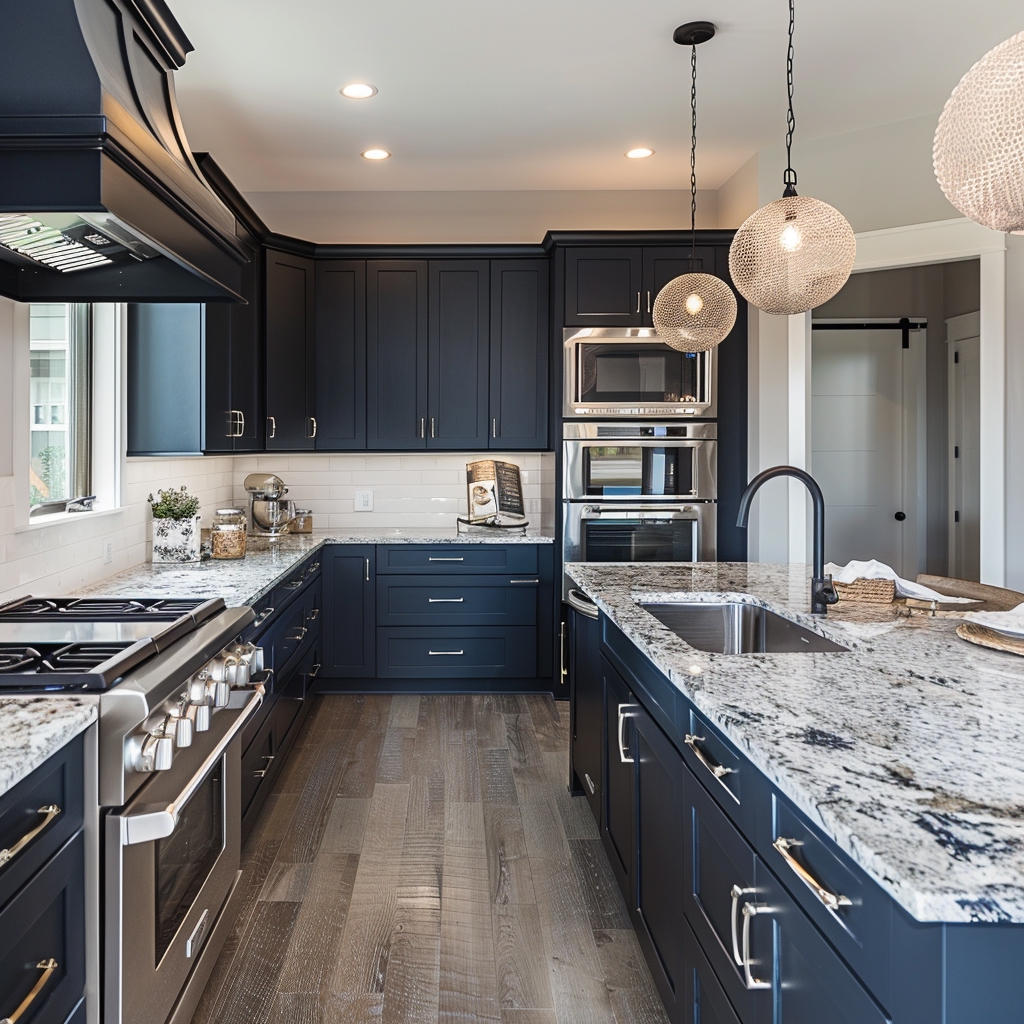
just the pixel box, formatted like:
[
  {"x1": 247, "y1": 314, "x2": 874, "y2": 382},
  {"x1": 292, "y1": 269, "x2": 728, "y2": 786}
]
[
  {"x1": 728, "y1": 0, "x2": 856, "y2": 316},
  {"x1": 652, "y1": 22, "x2": 737, "y2": 353},
  {"x1": 934, "y1": 31, "x2": 1024, "y2": 232}
]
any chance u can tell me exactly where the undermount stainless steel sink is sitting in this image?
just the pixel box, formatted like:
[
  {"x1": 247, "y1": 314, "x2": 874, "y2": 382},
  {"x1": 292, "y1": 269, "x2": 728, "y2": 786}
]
[{"x1": 642, "y1": 601, "x2": 851, "y2": 654}]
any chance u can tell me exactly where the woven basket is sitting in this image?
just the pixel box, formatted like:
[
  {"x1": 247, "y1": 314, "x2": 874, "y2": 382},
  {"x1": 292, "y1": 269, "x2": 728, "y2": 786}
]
[{"x1": 834, "y1": 578, "x2": 897, "y2": 605}]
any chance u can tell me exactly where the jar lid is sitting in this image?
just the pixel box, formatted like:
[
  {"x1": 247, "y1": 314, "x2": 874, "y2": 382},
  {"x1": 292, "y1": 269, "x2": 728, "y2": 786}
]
[
  {"x1": 216, "y1": 508, "x2": 245, "y2": 516},
  {"x1": 295, "y1": 509, "x2": 312, "y2": 515}
]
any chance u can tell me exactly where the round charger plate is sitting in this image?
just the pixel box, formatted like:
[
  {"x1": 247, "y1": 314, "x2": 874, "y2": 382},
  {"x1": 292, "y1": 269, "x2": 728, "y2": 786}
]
[{"x1": 956, "y1": 621, "x2": 1024, "y2": 657}]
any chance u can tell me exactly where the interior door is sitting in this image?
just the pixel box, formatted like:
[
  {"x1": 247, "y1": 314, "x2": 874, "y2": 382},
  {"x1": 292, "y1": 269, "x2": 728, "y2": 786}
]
[
  {"x1": 811, "y1": 326, "x2": 919, "y2": 576},
  {"x1": 949, "y1": 332, "x2": 980, "y2": 581}
]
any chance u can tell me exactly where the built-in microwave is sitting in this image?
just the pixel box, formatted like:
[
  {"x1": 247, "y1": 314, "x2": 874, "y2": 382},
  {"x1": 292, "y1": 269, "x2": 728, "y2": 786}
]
[{"x1": 563, "y1": 327, "x2": 716, "y2": 418}]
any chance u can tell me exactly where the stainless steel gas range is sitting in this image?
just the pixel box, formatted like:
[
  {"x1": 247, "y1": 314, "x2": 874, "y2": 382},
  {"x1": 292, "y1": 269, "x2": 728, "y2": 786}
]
[{"x1": 0, "y1": 595, "x2": 268, "y2": 1024}]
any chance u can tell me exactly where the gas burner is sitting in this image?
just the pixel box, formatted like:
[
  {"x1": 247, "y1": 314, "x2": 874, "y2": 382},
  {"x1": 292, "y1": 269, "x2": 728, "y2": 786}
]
[
  {"x1": 0, "y1": 595, "x2": 225, "y2": 626},
  {"x1": 63, "y1": 598, "x2": 150, "y2": 616},
  {"x1": 0, "y1": 647, "x2": 42, "y2": 672},
  {"x1": 42, "y1": 643, "x2": 134, "y2": 672},
  {"x1": 0, "y1": 598, "x2": 58, "y2": 615}
]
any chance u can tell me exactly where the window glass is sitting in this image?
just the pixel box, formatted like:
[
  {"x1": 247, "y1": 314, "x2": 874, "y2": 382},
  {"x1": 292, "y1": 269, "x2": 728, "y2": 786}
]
[{"x1": 29, "y1": 304, "x2": 90, "y2": 511}]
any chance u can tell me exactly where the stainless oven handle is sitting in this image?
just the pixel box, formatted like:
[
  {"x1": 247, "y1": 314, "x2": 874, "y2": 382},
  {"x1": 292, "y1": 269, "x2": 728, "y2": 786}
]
[
  {"x1": 580, "y1": 507, "x2": 699, "y2": 520},
  {"x1": 121, "y1": 686, "x2": 264, "y2": 847}
]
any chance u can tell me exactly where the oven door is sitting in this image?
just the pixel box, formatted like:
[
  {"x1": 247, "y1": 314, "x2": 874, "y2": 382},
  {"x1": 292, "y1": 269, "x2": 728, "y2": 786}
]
[
  {"x1": 105, "y1": 689, "x2": 262, "y2": 1024},
  {"x1": 564, "y1": 438, "x2": 717, "y2": 501}
]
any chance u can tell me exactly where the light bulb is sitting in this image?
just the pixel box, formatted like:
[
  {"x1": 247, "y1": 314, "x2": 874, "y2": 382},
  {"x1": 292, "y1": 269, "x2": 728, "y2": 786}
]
[
  {"x1": 779, "y1": 222, "x2": 803, "y2": 253},
  {"x1": 684, "y1": 293, "x2": 704, "y2": 316}
]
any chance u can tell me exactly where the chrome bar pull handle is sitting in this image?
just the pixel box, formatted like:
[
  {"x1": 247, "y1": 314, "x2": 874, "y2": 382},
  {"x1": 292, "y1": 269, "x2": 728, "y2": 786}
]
[
  {"x1": 428, "y1": 650, "x2": 464, "y2": 656},
  {"x1": 684, "y1": 734, "x2": 739, "y2": 803},
  {"x1": 741, "y1": 903, "x2": 772, "y2": 990},
  {"x1": 236, "y1": 410, "x2": 245, "y2": 437},
  {"x1": 307, "y1": 416, "x2": 317, "y2": 438},
  {"x1": 0, "y1": 805, "x2": 61, "y2": 866},
  {"x1": 429, "y1": 556, "x2": 464, "y2": 562},
  {"x1": 492, "y1": 418, "x2": 498, "y2": 438},
  {"x1": 730, "y1": 885, "x2": 757, "y2": 966},
  {"x1": 428, "y1": 597, "x2": 464, "y2": 603},
  {"x1": 364, "y1": 557, "x2": 370, "y2": 582},
  {"x1": 617, "y1": 704, "x2": 635, "y2": 763},
  {"x1": 647, "y1": 290, "x2": 652, "y2": 313},
  {"x1": 2, "y1": 958, "x2": 59, "y2": 1024},
  {"x1": 430, "y1": 417, "x2": 436, "y2": 438},
  {"x1": 419, "y1": 417, "x2": 426, "y2": 438},
  {"x1": 636, "y1": 291, "x2": 641, "y2": 313},
  {"x1": 267, "y1": 415, "x2": 276, "y2": 439},
  {"x1": 773, "y1": 837, "x2": 852, "y2": 911}
]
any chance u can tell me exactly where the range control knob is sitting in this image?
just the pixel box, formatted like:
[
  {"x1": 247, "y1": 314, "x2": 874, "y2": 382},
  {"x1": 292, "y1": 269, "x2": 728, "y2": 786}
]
[
  {"x1": 152, "y1": 736, "x2": 174, "y2": 771},
  {"x1": 134, "y1": 732, "x2": 174, "y2": 773},
  {"x1": 211, "y1": 680, "x2": 230, "y2": 708},
  {"x1": 192, "y1": 704, "x2": 211, "y2": 732},
  {"x1": 172, "y1": 714, "x2": 193, "y2": 748}
]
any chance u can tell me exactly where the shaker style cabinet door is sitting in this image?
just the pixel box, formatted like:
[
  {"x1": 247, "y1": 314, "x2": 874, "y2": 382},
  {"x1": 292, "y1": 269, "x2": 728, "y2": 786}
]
[
  {"x1": 490, "y1": 259, "x2": 549, "y2": 449},
  {"x1": 640, "y1": 246, "x2": 716, "y2": 328},
  {"x1": 367, "y1": 261, "x2": 428, "y2": 449},
  {"x1": 564, "y1": 247, "x2": 643, "y2": 326},
  {"x1": 266, "y1": 250, "x2": 316, "y2": 450},
  {"x1": 601, "y1": 655, "x2": 636, "y2": 898},
  {"x1": 229, "y1": 242, "x2": 264, "y2": 451},
  {"x1": 427, "y1": 261, "x2": 489, "y2": 449},
  {"x1": 321, "y1": 546, "x2": 376, "y2": 677},
  {"x1": 315, "y1": 260, "x2": 366, "y2": 450},
  {"x1": 569, "y1": 602, "x2": 602, "y2": 823}
]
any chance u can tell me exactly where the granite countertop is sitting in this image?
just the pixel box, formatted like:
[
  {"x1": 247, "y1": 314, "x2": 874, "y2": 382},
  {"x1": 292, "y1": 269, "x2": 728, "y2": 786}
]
[
  {"x1": 0, "y1": 697, "x2": 97, "y2": 798},
  {"x1": 566, "y1": 561, "x2": 1024, "y2": 925},
  {"x1": 74, "y1": 528, "x2": 555, "y2": 609}
]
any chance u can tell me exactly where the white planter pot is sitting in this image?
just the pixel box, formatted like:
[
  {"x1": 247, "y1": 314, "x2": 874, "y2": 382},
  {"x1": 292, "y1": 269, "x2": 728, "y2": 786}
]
[{"x1": 151, "y1": 515, "x2": 202, "y2": 563}]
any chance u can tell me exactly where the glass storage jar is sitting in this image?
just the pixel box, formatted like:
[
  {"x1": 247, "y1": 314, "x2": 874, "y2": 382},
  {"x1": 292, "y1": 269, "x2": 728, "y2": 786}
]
[{"x1": 211, "y1": 508, "x2": 248, "y2": 559}]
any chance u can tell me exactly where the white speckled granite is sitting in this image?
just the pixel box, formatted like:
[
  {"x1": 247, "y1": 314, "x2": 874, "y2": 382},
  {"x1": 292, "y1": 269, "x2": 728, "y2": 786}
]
[
  {"x1": 566, "y1": 561, "x2": 1024, "y2": 925},
  {"x1": 72, "y1": 529, "x2": 554, "y2": 608},
  {"x1": 0, "y1": 697, "x2": 97, "y2": 797}
]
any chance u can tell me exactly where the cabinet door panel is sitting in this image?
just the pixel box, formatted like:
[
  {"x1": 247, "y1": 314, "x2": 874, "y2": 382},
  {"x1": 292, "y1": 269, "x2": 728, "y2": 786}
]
[
  {"x1": 322, "y1": 545, "x2": 375, "y2": 677},
  {"x1": 601, "y1": 654, "x2": 635, "y2": 897},
  {"x1": 564, "y1": 247, "x2": 642, "y2": 326},
  {"x1": 203, "y1": 300, "x2": 233, "y2": 453},
  {"x1": 682, "y1": 915, "x2": 742, "y2": 1024},
  {"x1": 230, "y1": 242, "x2": 263, "y2": 450},
  {"x1": 428, "y1": 260, "x2": 489, "y2": 449},
  {"x1": 490, "y1": 259, "x2": 549, "y2": 449},
  {"x1": 367, "y1": 261, "x2": 428, "y2": 449},
  {"x1": 266, "y1": 251, "x2": 315, "y2": 450},
  {"x1": 634, "y1": 704, "x2": 687, "y2": 1020},
  {"x1": 316, "y1": 260, "x2": 366, "y2": 450},
  {"x1": 570, "y1": 604, "x2": 602, "y2": 823},
  {"x1": 641, "y1": 246, "x2": 716, "y2": 328}
]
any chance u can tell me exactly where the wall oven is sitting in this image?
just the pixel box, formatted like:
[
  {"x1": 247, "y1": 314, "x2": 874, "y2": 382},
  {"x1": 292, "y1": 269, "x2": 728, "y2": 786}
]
[
  {"x1": 562, "y1": 422, "x2": 717, "y2": 595},
  {"x1": 563, "y1": 327, "x2": 716, "y2": 418}
]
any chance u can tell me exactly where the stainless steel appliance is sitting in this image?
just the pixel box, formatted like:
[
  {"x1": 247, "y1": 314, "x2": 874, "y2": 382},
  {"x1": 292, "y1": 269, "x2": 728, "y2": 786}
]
[
  {"x1": 563, "y1": 327, "x2": 716, "y2": 418},
  {"x1": 562, "y1": 422, "x2": 717, "y2": 595},
  {"x1": 0, "y1": 595, "x2": 268, "y2": 1024},
  {"x1": 244, "y1": 473, "x2": 297, "y2": 536}
]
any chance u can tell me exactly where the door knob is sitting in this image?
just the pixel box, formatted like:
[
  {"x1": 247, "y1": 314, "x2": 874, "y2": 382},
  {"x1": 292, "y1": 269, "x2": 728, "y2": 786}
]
[{"x1": 894, "y1": 511, "x2": 906, "y2": 521}]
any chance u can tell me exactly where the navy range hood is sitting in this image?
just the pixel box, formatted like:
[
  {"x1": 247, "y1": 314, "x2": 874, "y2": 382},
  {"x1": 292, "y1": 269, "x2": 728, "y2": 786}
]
[{"x1": 0, "y1": 0, "x2": 247, "y2": 302}]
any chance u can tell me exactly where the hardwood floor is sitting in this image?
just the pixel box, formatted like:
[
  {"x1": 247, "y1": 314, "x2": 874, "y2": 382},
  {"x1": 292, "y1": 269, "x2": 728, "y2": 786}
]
[{"x1": 192, "y1": 695, "x2": 669, "y2": 1024}]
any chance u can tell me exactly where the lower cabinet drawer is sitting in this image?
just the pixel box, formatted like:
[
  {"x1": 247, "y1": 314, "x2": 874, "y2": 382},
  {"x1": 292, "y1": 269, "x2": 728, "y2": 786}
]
[
  {"x1": 0, "y1": 832, "x2": 85, "y2": 1024},
  {"x1": 376, "y1": 575, "x2": 538, "y2": 626},
  {"x1": 0, "y1": 734, "x2": 84, "y2": 910},
  {"x1": 378, "y1": 545, "x2": 538, "y2": 574},
  {"x1": 376, "y1": 627, "x2": 537, "y2": 677}
]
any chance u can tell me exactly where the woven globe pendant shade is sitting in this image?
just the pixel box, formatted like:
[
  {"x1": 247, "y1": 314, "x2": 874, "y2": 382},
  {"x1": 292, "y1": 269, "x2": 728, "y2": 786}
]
[
  {"x1": 653, "y1": 272, "x2": 737, "y2": 352},
  {"x1": 728, "y1": 195, "x2": 856, "y2": 315},
  {"x1": 934, "y1": 31, "x2": 1024, "y2": 232}
]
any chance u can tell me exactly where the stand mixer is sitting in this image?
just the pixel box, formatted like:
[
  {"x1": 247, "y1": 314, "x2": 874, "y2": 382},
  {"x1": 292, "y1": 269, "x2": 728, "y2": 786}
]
[{"x1": 244, "y1": 473, "x2": 297, "y2": 535}]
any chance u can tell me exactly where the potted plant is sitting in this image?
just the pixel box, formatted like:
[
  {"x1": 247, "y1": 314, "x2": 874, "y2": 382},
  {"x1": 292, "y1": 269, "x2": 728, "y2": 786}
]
[{"x1": 149, "y1": 486, "x2": 202, "y2": 563}]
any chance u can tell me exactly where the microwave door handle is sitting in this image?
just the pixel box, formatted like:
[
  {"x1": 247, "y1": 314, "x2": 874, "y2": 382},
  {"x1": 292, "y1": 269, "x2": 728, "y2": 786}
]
[{"x1": 120, "y1": 687, "x2": 264, "y2": 846}]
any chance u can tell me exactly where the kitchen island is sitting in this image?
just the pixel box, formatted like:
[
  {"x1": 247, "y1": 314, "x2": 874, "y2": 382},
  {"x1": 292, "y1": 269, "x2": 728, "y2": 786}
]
[{"x1": 566, "y1": 560, "x2": 1024, "y2": 1024}]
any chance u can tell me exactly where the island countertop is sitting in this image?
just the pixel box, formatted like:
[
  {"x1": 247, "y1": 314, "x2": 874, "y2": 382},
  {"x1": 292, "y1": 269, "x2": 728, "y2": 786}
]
[
  {"x1": 73, "y1": 528, "x2": 554, "y2": 608},
  {"x1": 0, "y1": 697, "x2": 97, "y2": 798},
  {"x1": 566, "y1": 560, "x2": 1024, "y2": 925}
]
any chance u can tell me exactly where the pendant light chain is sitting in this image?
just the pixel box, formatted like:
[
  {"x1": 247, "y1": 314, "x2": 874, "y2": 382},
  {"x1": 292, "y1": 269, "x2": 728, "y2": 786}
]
[
  {"x1": 690, "y1": 43, "x2": 698, "y2": 262},
  {"x1": 783, "y1": 0, "x2": 798, "y2": 196}
]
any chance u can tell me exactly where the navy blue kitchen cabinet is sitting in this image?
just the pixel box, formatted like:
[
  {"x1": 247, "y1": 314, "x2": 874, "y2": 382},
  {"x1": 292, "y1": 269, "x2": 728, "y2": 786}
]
[
  {"x1": 564, "y1": 247, "x2": 644, "y2": 326},
  {"x1": 568, "y1": 595, "x2": 602, "y2": 820},
  {"x1": 489, "y1": 260, "x2": 549, "y2": 449},
  {"x1": 367, "y1": 261, "x2": 429, "y2": 449},
  {"x1": 581, "y1": 610, "x2": 1024, "y2": 1024},
  {"x1": 266, "y1": 250, "x2": 316, "y2": 450},
  {"x1": 428, "y1": 261, "x2": 490, "y2": 449},
  {"x1": 321, "y1": 545, "x2": 376, "y2": 678},
  {"x1": 640, "y1": 246, "x2": 716, "y2": 327},
  {"x1": 315, "y1": 260, "x2": 366, "y2": 450}
]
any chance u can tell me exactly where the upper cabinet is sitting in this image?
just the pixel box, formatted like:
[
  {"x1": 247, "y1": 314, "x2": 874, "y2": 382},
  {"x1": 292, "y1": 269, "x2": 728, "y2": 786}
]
[
  {"x1": 490, "y1": 259, "x2": 549, "y2": 449},
  {"x1": 640, "y1": 246, "x2": 716, "y2": 328},
  {"x1": 315, "y1": 261, "x2": 366, "y2": 450},
  {"x1": 266, "y1": 251, "x2": 316, "y2": 450}
]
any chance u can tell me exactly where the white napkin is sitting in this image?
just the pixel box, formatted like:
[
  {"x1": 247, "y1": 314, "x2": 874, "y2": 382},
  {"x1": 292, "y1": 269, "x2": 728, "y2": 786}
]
[
  {"x1": 823, "y1": 559, "x2": 976, "y2": 603},
  {"x1": 963, "y1": 603, "x2": 1024, "y2": 638}
]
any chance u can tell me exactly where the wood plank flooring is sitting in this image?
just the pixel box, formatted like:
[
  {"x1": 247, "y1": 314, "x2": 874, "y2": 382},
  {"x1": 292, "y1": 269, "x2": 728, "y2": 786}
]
[{"x1": 192, "y1": 695, "x2": 669, "y2": 1024}]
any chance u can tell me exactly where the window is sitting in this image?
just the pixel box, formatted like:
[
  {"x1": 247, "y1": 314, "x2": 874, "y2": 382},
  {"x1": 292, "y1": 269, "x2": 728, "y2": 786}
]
[{"x1": 29, "y1": 303, "x2": 91, "y2": 513}]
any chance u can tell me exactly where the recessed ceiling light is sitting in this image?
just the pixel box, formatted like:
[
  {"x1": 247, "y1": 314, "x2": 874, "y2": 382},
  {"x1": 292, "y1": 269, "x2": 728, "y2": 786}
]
[
  {"x1": 341, "y1": 83, "x2": 377, "y2": 99},
  {"x1": 361, "y1": 148, "x2": 391, "y2": 161},
  {"x1": 626, "y1": 147, "x2": 655, "y2": 159}
]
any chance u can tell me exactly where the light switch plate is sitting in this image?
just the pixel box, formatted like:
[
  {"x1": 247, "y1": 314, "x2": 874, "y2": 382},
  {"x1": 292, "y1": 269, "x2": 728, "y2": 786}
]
[
  {"x1": 102, "y1": 537, "x2": 114, "y2": 564},
  {"x1": 355, "y1": 490, "x2": 373, "y2": 512}
]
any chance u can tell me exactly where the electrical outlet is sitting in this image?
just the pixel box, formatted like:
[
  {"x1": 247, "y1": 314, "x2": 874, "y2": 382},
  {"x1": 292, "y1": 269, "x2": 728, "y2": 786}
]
[
  {"x1": 102, "y1": 538, "x2": 113, "y2": 565},
  {"x1": 526, "y1": 499, "x2": 542, "y2": 515},
  {"x1": 355, "y1": 489, "x2": 374, "y2": 512}
]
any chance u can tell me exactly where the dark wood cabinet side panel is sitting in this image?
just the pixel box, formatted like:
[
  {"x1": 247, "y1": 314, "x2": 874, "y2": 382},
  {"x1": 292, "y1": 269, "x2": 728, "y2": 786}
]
[
  {"x1": 367, "y1": 261, "x2": 427, "y2": 449},
  {"x1": 490, "y1": 259, "x2": 549, "y2": 449},
  {"x1": 316, "y1": 260, "x2": 366, "y2": 450},
  {"x1": 427, "y1": 260, "x2": 489, "y2": 449}
]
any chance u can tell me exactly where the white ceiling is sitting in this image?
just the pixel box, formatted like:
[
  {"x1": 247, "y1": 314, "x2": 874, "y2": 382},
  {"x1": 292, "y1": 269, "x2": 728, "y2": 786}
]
[{"x1": 168, "y1": 0, "x2": 1023, "y2": 194}]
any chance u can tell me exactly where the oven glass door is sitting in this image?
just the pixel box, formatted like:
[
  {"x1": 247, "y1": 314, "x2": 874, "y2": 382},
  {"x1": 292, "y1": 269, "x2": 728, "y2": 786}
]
[
  {"x1": 577, "y1": 342, "x2": 705, "y2": 405},
  {"x1": 584, "y1": 445, "x2": 694, "y2": 497},
  {"x1": 582, "y1": 514, "x2": 698, "y2": 562},
  {"x1": 154, "y1": 758, "x2": 225, "y2": 963}
]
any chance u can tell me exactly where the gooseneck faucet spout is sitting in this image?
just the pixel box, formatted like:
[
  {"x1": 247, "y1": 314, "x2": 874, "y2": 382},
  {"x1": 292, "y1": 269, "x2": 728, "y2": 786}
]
[{"x1": 735, "y1": 466, "x2": 839, "y2": 615}]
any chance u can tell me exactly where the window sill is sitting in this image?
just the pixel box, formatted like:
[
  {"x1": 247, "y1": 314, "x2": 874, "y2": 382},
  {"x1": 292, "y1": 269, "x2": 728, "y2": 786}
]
[{"x1": 16, "y1": 506, "x2": 126, "y2": 533}]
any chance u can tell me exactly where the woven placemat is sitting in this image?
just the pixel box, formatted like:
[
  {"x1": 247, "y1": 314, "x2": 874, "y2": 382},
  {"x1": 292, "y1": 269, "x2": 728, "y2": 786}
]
[
  {"x1": 834, "y1": 578, "x2": 897, "y2": 605},
  {"x1": 957, "y1": 621, "x2": 1024, "y2": 657}
]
